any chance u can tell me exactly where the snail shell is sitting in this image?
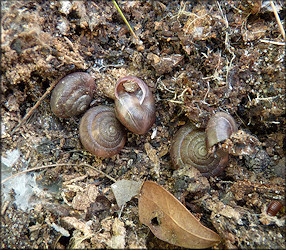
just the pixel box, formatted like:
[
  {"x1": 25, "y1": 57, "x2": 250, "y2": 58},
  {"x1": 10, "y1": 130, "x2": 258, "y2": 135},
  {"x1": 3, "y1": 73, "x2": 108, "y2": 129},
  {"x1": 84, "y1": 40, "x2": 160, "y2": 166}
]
[
  {"x1": 206, "y1": 112, "x2": 238, "y2": 148},
  {"x1": 170, "y1": 124, "x2": 228, "y2": 177},
  {"x1": 114, "y1": 76, "x2": 156, "y2": 134},
  {"x1": 267, "y1": 200, "x2": 283, "y2": 216},
  {"x1": 50, "y1": 72, "x2": 95, "y2": 118},
  {"x1": 79, "y1": 106, "x2": 126, "y2": 158}
]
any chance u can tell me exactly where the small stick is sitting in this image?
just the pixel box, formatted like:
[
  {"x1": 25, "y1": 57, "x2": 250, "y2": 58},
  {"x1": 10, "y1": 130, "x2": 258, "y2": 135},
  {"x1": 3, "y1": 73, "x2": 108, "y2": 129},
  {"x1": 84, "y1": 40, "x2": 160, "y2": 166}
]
[
  {"x1": 81, "y1": 163, "x2": 116, "y2": 182},
  {"x1": 260, "y1": 39, "x2": 285, "y2": 46},
  {"x1": 10, "y1": 79, "x2": 59, "y2": 136},
  {"x1": 1, "y1": 163, "x2": 116, "y2": 184},
  {"x1": 112, "y1": 0, "x2": 139, "y2": 41},
  {"x1": 2, "y1": 164, "x2": 62, "y2": 184},
  {"x1": 270, "y1": 1, "x2": 285, "y2": 40}
]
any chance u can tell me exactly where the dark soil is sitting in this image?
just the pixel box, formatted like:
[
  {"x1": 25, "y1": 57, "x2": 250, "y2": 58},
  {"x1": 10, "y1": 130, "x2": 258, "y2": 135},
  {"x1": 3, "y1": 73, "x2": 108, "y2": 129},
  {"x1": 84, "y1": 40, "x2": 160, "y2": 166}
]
[{"x1": 1, "y1": 1, "x2": 285, "y2": 248}]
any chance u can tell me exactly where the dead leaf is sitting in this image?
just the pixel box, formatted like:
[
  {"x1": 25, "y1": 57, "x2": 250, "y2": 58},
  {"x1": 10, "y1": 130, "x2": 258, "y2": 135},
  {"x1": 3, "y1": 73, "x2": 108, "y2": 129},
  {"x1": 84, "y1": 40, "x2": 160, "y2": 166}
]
[
  {"x1": 138, "y1": 181, "x2": 221, "y2": 249},
  {"x1": 71, "y1": 183, "x2": 99, "y2": 211},
  {"x1": 111, "y1": 179, "x2": 143, "y2": 208},
  {"x1": 61, "y1": 216, "x2": 93, "y2": 236}
]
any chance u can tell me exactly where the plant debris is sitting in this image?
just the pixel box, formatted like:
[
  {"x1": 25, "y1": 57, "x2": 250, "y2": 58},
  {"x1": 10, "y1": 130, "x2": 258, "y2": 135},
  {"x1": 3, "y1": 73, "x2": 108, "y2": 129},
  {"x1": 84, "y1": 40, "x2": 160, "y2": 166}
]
[
  {"x1": 1, "y1": 0, "x2": 285, "y2": 248},
  {"x1": 139, "y1": 181, "x2": 221, "y2": 248},
  {"x1": 111, "y1": 179, "x2": 143, "y2": 208}
]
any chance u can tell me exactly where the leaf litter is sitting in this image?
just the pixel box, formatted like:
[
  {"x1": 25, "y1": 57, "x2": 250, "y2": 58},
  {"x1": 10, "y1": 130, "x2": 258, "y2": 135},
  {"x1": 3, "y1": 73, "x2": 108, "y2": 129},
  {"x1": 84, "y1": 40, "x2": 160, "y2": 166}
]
[{"x1": 138, "y1": 181, "x2": 221, "y2": 249}]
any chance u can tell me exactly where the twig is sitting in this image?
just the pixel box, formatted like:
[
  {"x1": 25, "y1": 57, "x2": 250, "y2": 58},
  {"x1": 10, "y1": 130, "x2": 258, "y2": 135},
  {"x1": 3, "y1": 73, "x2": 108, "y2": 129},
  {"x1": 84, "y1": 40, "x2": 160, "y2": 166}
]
[
  {"x1": 118, "y1": 203, "x2": 125, "y2": 219},
  {"x1": 270, "y1": 1, "x2": 285, "y2": 40},
  {"x1": 260, "y1": 39, "x2": 285, "y2": 46},
  {"x1": 234, "y1": 110, "x2": 247, "y2": 128},
  {"x1": 81, "y1": 163, "x2": 116, "y2": 182},
  {"x1": 1, "y1": 163, "x2": 116, "y2": 184},
  {"x1": 2, "y1": 164, "x2": 62, "y2": 184},
  {"x1": 168, "y1": 99, "x2": 184, "y2": 104},
  {"x1": 203, "y1": 81, "x2": 210, "y2": 104},
  {"x1": 112, "y1": 0, "x2": 139, "y2": 41},
  {"x1": 10, "y1": 79, "x2": 59, "y2": 136}
]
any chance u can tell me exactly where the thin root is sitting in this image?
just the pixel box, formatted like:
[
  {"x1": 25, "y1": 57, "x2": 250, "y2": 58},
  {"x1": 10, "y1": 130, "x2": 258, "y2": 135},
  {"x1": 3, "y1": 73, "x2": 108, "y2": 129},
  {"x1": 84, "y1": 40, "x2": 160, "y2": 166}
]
[{"x1": 1, "y1": 163, "x2": 116, "y2": 184}]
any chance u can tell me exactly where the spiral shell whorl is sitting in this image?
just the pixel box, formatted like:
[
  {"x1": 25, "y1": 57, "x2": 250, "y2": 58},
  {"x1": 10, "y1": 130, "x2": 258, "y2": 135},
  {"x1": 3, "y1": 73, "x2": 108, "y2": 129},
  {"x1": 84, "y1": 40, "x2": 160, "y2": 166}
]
[
  {"x1": 79, "y1": 106, "x2": 126, "y2": 158},
  {"x1": 114, "y1": 76, "x2": 156, "y2": 134},
  {"x1": 170, "y1": 124, "x2": 228, "y2": 177},
  {"x1": 50, "y1": 72, "x2": 95, "y2": 118}
]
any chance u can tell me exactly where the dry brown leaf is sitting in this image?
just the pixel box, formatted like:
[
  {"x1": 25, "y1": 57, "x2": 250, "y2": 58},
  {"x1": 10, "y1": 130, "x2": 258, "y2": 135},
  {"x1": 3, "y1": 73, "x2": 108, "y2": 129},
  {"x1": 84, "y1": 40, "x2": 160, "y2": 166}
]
[
  {"x1": 138, "y1": 181, "x2": 221, "y2": 249},
  {"x1": 71, "y1": 183, "x2": 99, "y2": 211}
]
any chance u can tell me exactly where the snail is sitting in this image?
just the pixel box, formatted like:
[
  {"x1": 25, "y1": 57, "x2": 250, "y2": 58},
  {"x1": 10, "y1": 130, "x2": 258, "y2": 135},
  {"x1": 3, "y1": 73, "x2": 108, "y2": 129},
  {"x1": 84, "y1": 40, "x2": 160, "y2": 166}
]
[
  {"x1": 79, "y1": 106, "x2": 126, "y2": 158},
  {"x1": 267, "y1": 200, "x2": 283, "y2": 216},
  {"x1": 114, "y1": 76, "x2": 156, "y2": 134},
  {"x1": 170, "y1": 124, "x2": 228, "y2": 177},
  {"x1": 50, "y1": 72, "x2": 95, "y2": 118},
  {"x1": 206, "y1": 112, "x2": 238, "y2": 148}
]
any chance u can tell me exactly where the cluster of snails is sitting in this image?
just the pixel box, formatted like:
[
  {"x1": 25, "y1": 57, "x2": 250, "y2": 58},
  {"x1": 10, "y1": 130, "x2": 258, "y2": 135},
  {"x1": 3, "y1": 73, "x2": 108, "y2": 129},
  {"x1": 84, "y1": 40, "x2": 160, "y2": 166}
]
[
  {"x1": 50, "y1": 72, "x2": 237, "y2": 177},
  {"x1": 170, "y1": 112, "x2": 238, "y2": 177},
  {"x1": 50, "y1": 72, "x2": 156, "y2": 158}
]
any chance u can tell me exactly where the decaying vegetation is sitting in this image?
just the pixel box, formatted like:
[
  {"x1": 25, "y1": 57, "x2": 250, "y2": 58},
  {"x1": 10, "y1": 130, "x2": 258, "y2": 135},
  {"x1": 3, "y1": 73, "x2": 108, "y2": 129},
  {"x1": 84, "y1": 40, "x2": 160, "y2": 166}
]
[{"x1": 1, "y1": 1, "x2": 285, "y2": 248}]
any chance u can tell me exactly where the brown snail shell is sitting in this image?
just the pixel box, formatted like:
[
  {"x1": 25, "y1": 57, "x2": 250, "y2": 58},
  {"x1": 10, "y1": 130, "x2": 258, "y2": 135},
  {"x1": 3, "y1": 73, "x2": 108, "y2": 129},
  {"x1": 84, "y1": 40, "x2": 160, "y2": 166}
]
[
  {"x1": 267, "y1": 200, "x2": 283, "y2": 216},
  {"x1": 114, "y1": 76, "x2": 156, "y2": 134},
  {"x1": 170, "y1": 124, "x2": 228, "y2": 177},
  {"x1": 50, "y1": 72, "x2": 95, "y2": 118},
  {"x1": 206, "y1": 112, "x2": 238, "y2": 148},
  {"x1": 79, "y1": 106, "x2": 126, "y2": 158}
]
